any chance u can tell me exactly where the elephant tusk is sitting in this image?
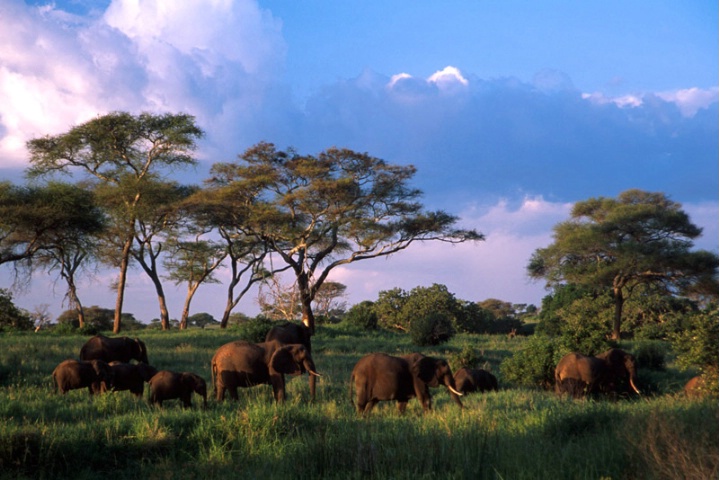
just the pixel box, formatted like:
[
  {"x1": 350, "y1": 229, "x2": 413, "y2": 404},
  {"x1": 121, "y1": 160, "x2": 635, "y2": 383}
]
[
  {"x1": 309, "y1": 370, "x2": 322, "y2": 377},
  {"x1": 629, "y1": 378, "x2": 641, "y2": 395},
  {"x1": 448, "y1": 385, "x2": 463, "y2": 397}
]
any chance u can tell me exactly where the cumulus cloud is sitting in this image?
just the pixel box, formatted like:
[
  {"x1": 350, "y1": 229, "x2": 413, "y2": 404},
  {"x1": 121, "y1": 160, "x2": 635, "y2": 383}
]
[{"x1": 0, "y1": 0, "x2": 285, "y2": 167}]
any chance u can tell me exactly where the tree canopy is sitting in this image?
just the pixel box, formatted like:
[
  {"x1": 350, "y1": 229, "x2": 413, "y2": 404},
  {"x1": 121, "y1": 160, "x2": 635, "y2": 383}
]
[
  {"x1": 27, "y1": 112, "x2": 203, "y2": 332},
  {"x1": 528, "y1": 189, "x2": 719, "y2": 339},
  {"x1": 207, "y1": 142, "x2": 484, "y2": 333}
]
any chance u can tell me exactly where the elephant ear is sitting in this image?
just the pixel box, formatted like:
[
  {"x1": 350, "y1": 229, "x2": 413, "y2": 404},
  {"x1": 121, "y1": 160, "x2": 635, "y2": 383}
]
[
  {"x1": 412, "y1": 356, "x2": 440, "y2": 386},
  {"x1": 270, "y1": 346, "x2": 302, "y2": 376}
]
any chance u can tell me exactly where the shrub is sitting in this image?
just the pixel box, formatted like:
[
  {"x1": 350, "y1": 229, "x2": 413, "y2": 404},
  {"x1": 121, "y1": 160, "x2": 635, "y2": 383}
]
[
  {"x1": 231, "y1": 316, "x2": 275, "y2": 343},
  {"x1": 500, "y1": 334, "x2": 564, "y2": 390},
  {"x1": 449, "y1": 345, "x2": 483, "y2": 371},
  {"x1": 409, "y1": 312, "x2": 455, "y2": 346},
  {"x1": 632, "y1": 341, "x2": 667, "y2": 371},
  {"x1": 343, "y1": 301, "x2": 378, "y2": 330},
  {"x1": 671, "y1": 308, "x2": 719, "y2": 396}
]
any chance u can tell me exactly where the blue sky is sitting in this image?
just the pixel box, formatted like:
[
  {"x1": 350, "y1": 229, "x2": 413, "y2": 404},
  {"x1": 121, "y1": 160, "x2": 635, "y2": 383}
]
[{"x1": 1, "y1": 0, "x2": 717, "y2": 322}]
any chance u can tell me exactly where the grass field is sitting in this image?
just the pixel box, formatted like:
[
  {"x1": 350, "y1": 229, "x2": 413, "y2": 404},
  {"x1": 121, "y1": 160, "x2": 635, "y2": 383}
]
[{"x1": 1, "y1": 326, "x2": 717, "y2": 479}]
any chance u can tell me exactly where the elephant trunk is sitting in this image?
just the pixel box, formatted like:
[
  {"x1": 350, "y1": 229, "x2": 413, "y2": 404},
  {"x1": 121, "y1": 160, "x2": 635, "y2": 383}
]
[
  {"x1": 304, "y1": 359, "x2": 321, "y2": 377},
  {"x1": 444, "y1": 375, "x2": 464, "y2": 408}
]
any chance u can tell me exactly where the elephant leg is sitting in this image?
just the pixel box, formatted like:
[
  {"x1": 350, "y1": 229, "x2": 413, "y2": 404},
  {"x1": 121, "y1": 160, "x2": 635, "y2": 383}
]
[
  {"x1": 228, "y1": 387, "x2": 238, "y2": 401},
  {"x1": 397, "y1": 401, "x2": 408, "y2": 414},
  {"x1": 362, "y1": 400, "x2": 378, "y2": 415},
  {"x1": 309, "y1": 374, "x2": 317, "y2": 401}
]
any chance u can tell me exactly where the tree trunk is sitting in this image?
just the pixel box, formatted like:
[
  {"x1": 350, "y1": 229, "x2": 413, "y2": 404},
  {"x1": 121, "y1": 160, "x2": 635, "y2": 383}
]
[
  {"x1": 113, "y1": 237, "x2": 133, "y2": 333},
  {"x1": 68, "y1": 282, "x2": 85, "y2": 329},
  {"x1": 179, "y1": 282, "x2": 200, "y2": 330},
  {"x1": 297, "y1": 272, "x2": 315, "y2": 335},
  {"x1": 611, "y1": 286, "x2": 624, "y2": 340},
  {"x1": 220, "y1": 260, "x2": 240, "y2": 329}
]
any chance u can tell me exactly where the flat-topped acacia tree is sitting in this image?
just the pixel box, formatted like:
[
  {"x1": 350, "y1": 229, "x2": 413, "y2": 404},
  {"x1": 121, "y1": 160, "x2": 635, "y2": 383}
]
[
  {"x1": 528, "y1": 189, "x2": 719, "y2": 340},
  {"x1": 27, "y1": 112, "x2": 203, "y2": 332},
  {"x1": 207, "y1": 142, "x2": 484, "y2": 334}
]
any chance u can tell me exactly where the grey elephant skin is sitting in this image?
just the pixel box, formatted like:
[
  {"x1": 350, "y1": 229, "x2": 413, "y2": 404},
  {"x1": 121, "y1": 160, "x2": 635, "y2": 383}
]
[
  {"x1": 555, "y1": 348, "x2": 641, "y2": 398},
  {"x1": 80, "y1": 334, "x2": 149, "y2": 364},
  {"x1": 211, "y1": 340, "x2": 320, "y2": 403},
  {"x1": 349, "y1": 352, "x2": 464, "y2": 415},
  {"x1": 453, "y1": 367, "x2": 499, "y2": 394},
  {"x1": 107, "y1": 361, "x2": 158, "y2": 398},
  {"x1": 148, "y1": 370, "x2": 207, "y2": 408},
  {"x1": 52, "y1": 359, "x2": 113, "y2": 396},
  {"x1": 266, "y1": 322, "x2": 317, "y2": 400}
]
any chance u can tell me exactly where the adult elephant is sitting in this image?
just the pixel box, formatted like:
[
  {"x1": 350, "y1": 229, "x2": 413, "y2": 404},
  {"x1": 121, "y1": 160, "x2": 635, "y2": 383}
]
[
  {"x1": 107, "y1": 361, "x2": 158, "y2": 398},
  {"x1": 453, "y1": 367, "x2": 499, "y2": 394},
  {"x1": 80, "y1": 334, "x2": 148, "y2": 364},
  {"x1": 555, "y1": 348, "x2": 641, "y2": 398},
  {"x1": 265, "y1": 322, "x2": 317, "y2": 400},
  {"x1": 148, "y1": 370, "x2": 207, "y2": 408},
  {"x1": 52, "y1": 359, "x2": 113, "y2": 396},
  {"x1": 211, "y1": 339, "x2": 320, "y2": 403},
  {"x1": 349, "y1": 352, "x2": 463, "y2": 415}
]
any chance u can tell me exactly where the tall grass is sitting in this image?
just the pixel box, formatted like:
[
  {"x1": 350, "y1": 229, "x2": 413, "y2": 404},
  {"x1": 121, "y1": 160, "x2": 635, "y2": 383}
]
[{"x1": 1, "y1": 327, "x2": 717, "y2": 479}]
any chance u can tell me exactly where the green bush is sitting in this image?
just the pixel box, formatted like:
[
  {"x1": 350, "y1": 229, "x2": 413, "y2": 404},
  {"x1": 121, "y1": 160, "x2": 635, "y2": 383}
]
[
  {"x1": 500, "y1": 334, "x2": 563, "y2": 390},
  {"x1": 230, "y1": 316, "x2": 275, "y2": 343},
  {"x1": 633, "y1": 341, "x2": 667, "y2": 371},
  {"x1": 343, "y1": 301, "x2": 378, "y2": 330},
  {"x1": 409, "y1": 312, "x2": 455, "y2": 346},
  {"x1": 671, "y1": 308, "x2": 719, "y2": 396},
  {"x1": 449, "y1": 345, "x2": 483, "y2": 371}
]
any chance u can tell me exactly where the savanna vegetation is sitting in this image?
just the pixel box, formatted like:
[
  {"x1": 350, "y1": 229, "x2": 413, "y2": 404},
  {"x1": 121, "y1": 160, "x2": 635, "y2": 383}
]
[
  {"x1": 2, "y1": 111, "x2": 719, "y2": 478},
  {"x1": 1, "y1": 326, "x2": 717, "y2": 480}
]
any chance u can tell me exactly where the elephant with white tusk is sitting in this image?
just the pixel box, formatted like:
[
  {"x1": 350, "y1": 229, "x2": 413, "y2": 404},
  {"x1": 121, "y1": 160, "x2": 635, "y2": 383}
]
[
  {"x1": 555, "y1": 348, "x2": 641, "y2": 398},
  {"x1": 350, "y1": 352, "x2": 463, "y2": 415}
]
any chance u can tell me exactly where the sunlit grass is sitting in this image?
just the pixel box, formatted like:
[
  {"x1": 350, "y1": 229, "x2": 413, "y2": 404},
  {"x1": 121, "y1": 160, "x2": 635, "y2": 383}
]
[{"x1": 1, "y1": 326, "x2": 717, "y2": 479}]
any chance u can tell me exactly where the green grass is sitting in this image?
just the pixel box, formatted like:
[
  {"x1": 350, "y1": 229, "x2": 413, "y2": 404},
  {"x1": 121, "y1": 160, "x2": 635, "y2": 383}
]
[{"x1": 1, "y1": 327, "x2": 717, "y2": 479}]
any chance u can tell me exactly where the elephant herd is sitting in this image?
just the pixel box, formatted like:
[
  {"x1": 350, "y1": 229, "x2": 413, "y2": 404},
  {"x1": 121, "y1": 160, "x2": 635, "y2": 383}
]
[{"x1": 51, "y1": 328, "x2": 705, "y2": 412}]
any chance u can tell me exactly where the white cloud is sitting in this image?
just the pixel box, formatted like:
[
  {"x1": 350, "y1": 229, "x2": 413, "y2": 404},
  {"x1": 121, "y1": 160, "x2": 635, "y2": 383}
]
[
  {"x1": 0, "y1": 0, "x2": 285, "y2": 168},
  {"x1": 582, "y1": 87, "x2": 718, "y2": 117},
  {"x1": 427, "y1": 66, "x2": 469, "y2": 88},
  {"x1": 657, "y1": 87, "x2": 719, "y2": 117}
]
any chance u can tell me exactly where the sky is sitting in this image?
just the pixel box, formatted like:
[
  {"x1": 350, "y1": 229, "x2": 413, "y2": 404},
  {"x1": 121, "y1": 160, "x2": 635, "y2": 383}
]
[{"x1": 1, "y1": 0, "x2": 717, "y2": 323}]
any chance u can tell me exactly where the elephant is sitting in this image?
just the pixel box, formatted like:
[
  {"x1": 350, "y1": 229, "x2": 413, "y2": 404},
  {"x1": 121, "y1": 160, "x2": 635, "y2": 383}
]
[
  {"x1": 349, "y1": 352, "x2": 463, "y2": 415},
  {"x1": 148, "y1": 370, "x2": 207, "y2": 408},
  {"x1": 106, "y1": 361, "x2": 158, "y2": 398},
  {"x1": 52, "y1": 359, "x2": 113, "y2": 396},
  {"x1": 211, "y1": 340, "x2": 320, "y2": 403},
  {"x1": 555, "y1": 348, "x2": 641, "y2": 398},
  {"x1": 453, "y1": 367, "x2": 499, "y2": 394},
  {"x1": 266, "y1": 322, "x2": 317, "y2": 400},
  {"x1": 80, "y1": 334, "x2": 148, "y2": 364}
]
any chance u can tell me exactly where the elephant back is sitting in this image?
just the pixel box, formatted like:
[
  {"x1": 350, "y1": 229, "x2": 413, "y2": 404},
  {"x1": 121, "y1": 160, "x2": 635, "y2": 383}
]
[{"x1": 213, "y1": 341, "x2": 266, "y2": 372}]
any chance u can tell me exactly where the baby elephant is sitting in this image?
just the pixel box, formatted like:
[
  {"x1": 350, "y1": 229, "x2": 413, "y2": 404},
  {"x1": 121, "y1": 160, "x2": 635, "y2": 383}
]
[
  {"x1": 108, "y1": 361, "x2": 158, "y2": 398},
  {"x1": 148, "y1": 370, "x2": 207, "y2": 408},
  {"x1": 453, "y1": 368, "x2": 499, "y2": 394},
  {"x1": 52, "y1": 359, "x2": 113, "y2": 396}
]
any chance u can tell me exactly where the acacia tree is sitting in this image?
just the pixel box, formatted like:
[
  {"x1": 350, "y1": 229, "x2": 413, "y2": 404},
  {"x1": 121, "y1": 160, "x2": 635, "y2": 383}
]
[
  {"x1": 209, "y1": 142, "x2": 484, "y2": 334},
  {"x1": 528, "y1": 189, "x2": 719, "y2": 340},
  {"x1": 127, "y1": 181, "x2": 197, "y2": 330},
  {"x1": 31, "y1": 183, "x2": 105, "y2": 328},
  {"x1": 181, "y1": 184, "x2": 275, "y2": 328},
  {"x1": 164, "y1": 237, "x2": 226, "y2": 330},
  {"x1": 27, "y1": 112, "x2": 203, "y2": 332}
]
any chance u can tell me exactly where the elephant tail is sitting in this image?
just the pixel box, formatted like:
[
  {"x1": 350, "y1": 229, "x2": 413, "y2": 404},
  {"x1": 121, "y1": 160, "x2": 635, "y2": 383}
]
[{"x1": 211, "y1": 360, "x2": 218, "y2": 398}]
